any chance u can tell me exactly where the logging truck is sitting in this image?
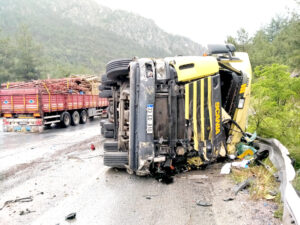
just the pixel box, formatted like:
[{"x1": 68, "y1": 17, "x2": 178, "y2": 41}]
[{"x1": 0, "y1": 78, "x2": 109, "y2": 132}]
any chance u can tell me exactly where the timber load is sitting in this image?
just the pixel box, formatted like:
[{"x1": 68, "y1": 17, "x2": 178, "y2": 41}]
[{"x1": 1, "y1": 75, "x2": 100, "y2": 95}]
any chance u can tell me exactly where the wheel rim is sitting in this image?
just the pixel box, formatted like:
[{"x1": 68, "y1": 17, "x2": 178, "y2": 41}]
[
  {"x1": 74, "y1": 113, "x2": 79, "y2": 123},
  {"x1": 64, "y1": 115, "x2": 70, "y2": 125},
  {"x1": 83, "y1": 113, "x2": 87, "y2": 122}
]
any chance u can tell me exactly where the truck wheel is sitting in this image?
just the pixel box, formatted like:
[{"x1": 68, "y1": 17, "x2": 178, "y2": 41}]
[
  {"x1": 104, "y1": 142, "x2": 118, "y2": 152},
  {"x1": 60, "y1": 112, "x2": 71, "y2": 128},
  {"x1": 99, "y1": 84, "x2": 111, "y2": 91},
  {"x1": 104, "y1": 152, "x2": 128, "y2": 168},
  {"x1": 101, "y1": 74, "x2": 117, "y2": 86},
  {"x1": 106, "y1": 59, "x2": 131, "y2": 80},
  {"x1": 71, "y1": 111, "x2": 80, "y2": 126},
  {"x1": 103, "y1": 122, "x2": 114, "y2": 131},
  {"x1": 100, "y1": 119, "x2": 107, "y2": 127},
  {"x1": 104, "y1": 130, "x2": 114, "y2": 138},
  {"x1": 80, "y1": 110, "x2": 88, "y2": 124},
  {"x1": 99, "y1": 90, "x2": 113, "y2": 98}
]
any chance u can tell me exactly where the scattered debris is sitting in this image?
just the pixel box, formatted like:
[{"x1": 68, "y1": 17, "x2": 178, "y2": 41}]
[
  {"x1": 264, "y1": 194, "x2": 276, "y2": 200},
  {"x1": 143, "y1": 194, "x2": 158, "y2": 200},
  {"x1": 0, "y1": 196, "x2": 33, "y2": 210},
  {"x1": 243, "y1": 132, "x2": 257, "y2": 143},
  {"x1": 223, "y1": 197, "x2": 235, "y2": 201},
  {"x1": 65, "y1": 212, "x2": 76, "y2": 220},
  {"x1": 19, "y1": 208, "x2": 35, "y2": 215},
  {"x1": 196, "y1": 200, "x2": 212, "y2": 207},
  {"x1": 233, "y1": 178, "x2": 254, "y2": 195},
  {"x1": 155, "y1": 174, "x2": 174, "y2": 184},
  {"x1": 232, "y1": 160, "x2": 250, "y2": 169},
  {"x1": 220, "y1": 160, "x2": 251, "y2": 174},
  {"x1": 268, "y1": 190, "x2": 277, "y2": 196},
  {"x1": 236, "y1": 143, "x2": 256, "y2": 160},
  {"x1": 90, "y1": 144, "x2": 95, "y2": 151},
  {"x1": 220, "y1": 163, "x2": 232, "y2": 174}
]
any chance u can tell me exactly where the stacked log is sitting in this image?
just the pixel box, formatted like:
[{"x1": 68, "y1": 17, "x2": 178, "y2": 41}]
[{"x1": 1, "y1": 75, "x2": 100, "y2": 95}]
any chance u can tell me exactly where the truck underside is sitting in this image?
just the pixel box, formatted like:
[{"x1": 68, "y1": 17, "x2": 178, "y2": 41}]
[{"x1": 101, "y1": 46, "x2": 252, "y2": 179}]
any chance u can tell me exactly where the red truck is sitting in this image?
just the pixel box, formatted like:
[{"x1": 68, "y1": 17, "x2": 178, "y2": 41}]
[{"x1": 0, "y1": 86, "x2": 108, "y2": 132}]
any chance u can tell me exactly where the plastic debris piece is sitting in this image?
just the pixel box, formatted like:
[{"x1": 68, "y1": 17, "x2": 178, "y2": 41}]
[
  {"x1": 0, "y1": 196, "x2": 33, "y2": 211},
  {"x1": 196, "y1": 200, "x2": 212, "y2": 207},
  {"x1": 228, "y1": 154, "x2": 236, "y2": 160},
  {"x1": 264, "y1": 194, "x2": 276, "y2": 200},
  {"x1": 244, "y1": 132, "x2": 257, "y2": 143},
  {"x1": 232, "y1": 160, "x2": 250, "y2": 169},
  {"x1": 223, "y1": 197, "x2": 235, "y2": 201},
  {"x1": 236, "y1": 143, "x2": 257, "y2": 160},
  {"x1": 233, "y1": 178, "x2": 254, "y2": 195},
  {"x1": 65, "y1": 212, "x2": 76, "y2": 220},
  {"x1": 90, "y1": 144, "x2": 95, "y2": 151},
  {"x1": 19, "y1": 208, "x2": 35, "y2": 215},
  {"x1": 268, "y1": 190, "x2": 277, "y2": 196},
  {"x1": 220, "y1": 163, "x2": 232, "y2": 174}
]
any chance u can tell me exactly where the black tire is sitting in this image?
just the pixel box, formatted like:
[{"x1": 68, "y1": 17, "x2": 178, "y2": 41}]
[
  {"x1": 80, "y1": 110, "x2": 88, "y2": 124},
  {"x1": 100, "y1": 119, "x2": 107, "y2": 127},
  {"x1": 99, "y1": 84, "x2": 111, "y2": 91},
  {"x1": 104, "y1": 152, "x2": 128, "y2": 168},
  {"x1": 101, "y1": 74, "x2": 117, "y2": 86},
  {"x1": 104, "y1": 142, "x2": 118, "y2": 152},
  {"x1": 103, "y1": 122, "x2": 114, "y2": 131},
  {"x1": 99, "y1": 90, "x2": 113, "y2": 98},
  {"x1": 60, "y1": 112, "x2": 71, "y2": 128},
  {"x1": 106, "y1": 59, "x2": 131, "y2": 80},
  {"x1": 104, "y1": 130, "x2": 114, "y2": 138}
]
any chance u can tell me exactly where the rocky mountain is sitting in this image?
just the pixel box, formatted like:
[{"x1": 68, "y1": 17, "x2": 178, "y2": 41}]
[{"x1": 0, "y1": 0, "x2": 204, "y2": 72}]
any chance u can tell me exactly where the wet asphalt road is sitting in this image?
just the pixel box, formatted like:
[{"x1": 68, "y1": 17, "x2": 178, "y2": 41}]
[{"x1": 0, "y1": 119, "x2": 280, "y2": 225}]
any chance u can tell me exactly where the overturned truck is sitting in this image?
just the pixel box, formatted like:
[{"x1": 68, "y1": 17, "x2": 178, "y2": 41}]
[{"x1": 100, "y1": 45, "x2": 252, "y2": 176}]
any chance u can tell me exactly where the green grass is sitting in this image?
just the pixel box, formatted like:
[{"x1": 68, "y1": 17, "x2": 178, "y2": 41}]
[
  {"x1": 231, "y1": 158, "x2": 279, "y2": 200},
  {"x1": 293, "y1": 171, "x2": 300, "y2": 191},
  {"x1": 289, "y1": 146, "x2": 300, "y2": 192},
  {"x1": 231, "y1": 158, "x2": 283, "y2": 219}
]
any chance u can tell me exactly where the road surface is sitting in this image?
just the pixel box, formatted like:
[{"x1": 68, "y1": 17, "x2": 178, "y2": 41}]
[{"x1": 0, "y1": 119, "x2": 280, "y2": 225}]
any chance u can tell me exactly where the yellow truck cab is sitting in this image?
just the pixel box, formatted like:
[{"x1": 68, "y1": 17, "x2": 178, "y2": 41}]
[{"x1": 99, "y1": 44, "x2": 252, "y2": 177}]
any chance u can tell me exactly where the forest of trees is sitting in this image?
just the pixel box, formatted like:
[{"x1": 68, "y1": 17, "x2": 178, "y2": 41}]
[
  {"x1": 226, "y1": 12, "x2": 300, "y2": 168},
  {"x1": 0, "y1": 25, "x2": 93, "y2": 84}
]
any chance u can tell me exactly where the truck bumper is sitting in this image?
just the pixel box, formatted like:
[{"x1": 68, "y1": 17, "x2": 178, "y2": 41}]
[{"x1": 2, "y1": 118, "x2": 44, "y2": 133}]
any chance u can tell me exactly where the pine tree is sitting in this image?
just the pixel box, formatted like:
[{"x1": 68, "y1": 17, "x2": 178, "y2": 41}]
[
  {"x1": 14, "y1": 25, "x2": 43, "y2": 81},
  {"x1": 0, "y1": 31, "x2": 15, "y2": 84}
]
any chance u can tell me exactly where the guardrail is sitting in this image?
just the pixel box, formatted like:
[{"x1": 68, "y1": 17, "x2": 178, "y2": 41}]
[{"x1": 255, "y1": 137, "x2": 300, "y2": 225}]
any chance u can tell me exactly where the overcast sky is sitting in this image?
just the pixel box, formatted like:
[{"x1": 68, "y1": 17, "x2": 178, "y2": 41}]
[{"x1": 95, "y1": 0, "x2": 297, "y2": 44}]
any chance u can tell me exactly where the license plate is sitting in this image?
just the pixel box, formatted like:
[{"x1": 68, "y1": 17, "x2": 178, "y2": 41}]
[{"x1": 146, "y1": 104, "x2": 153, "y2": 134}]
